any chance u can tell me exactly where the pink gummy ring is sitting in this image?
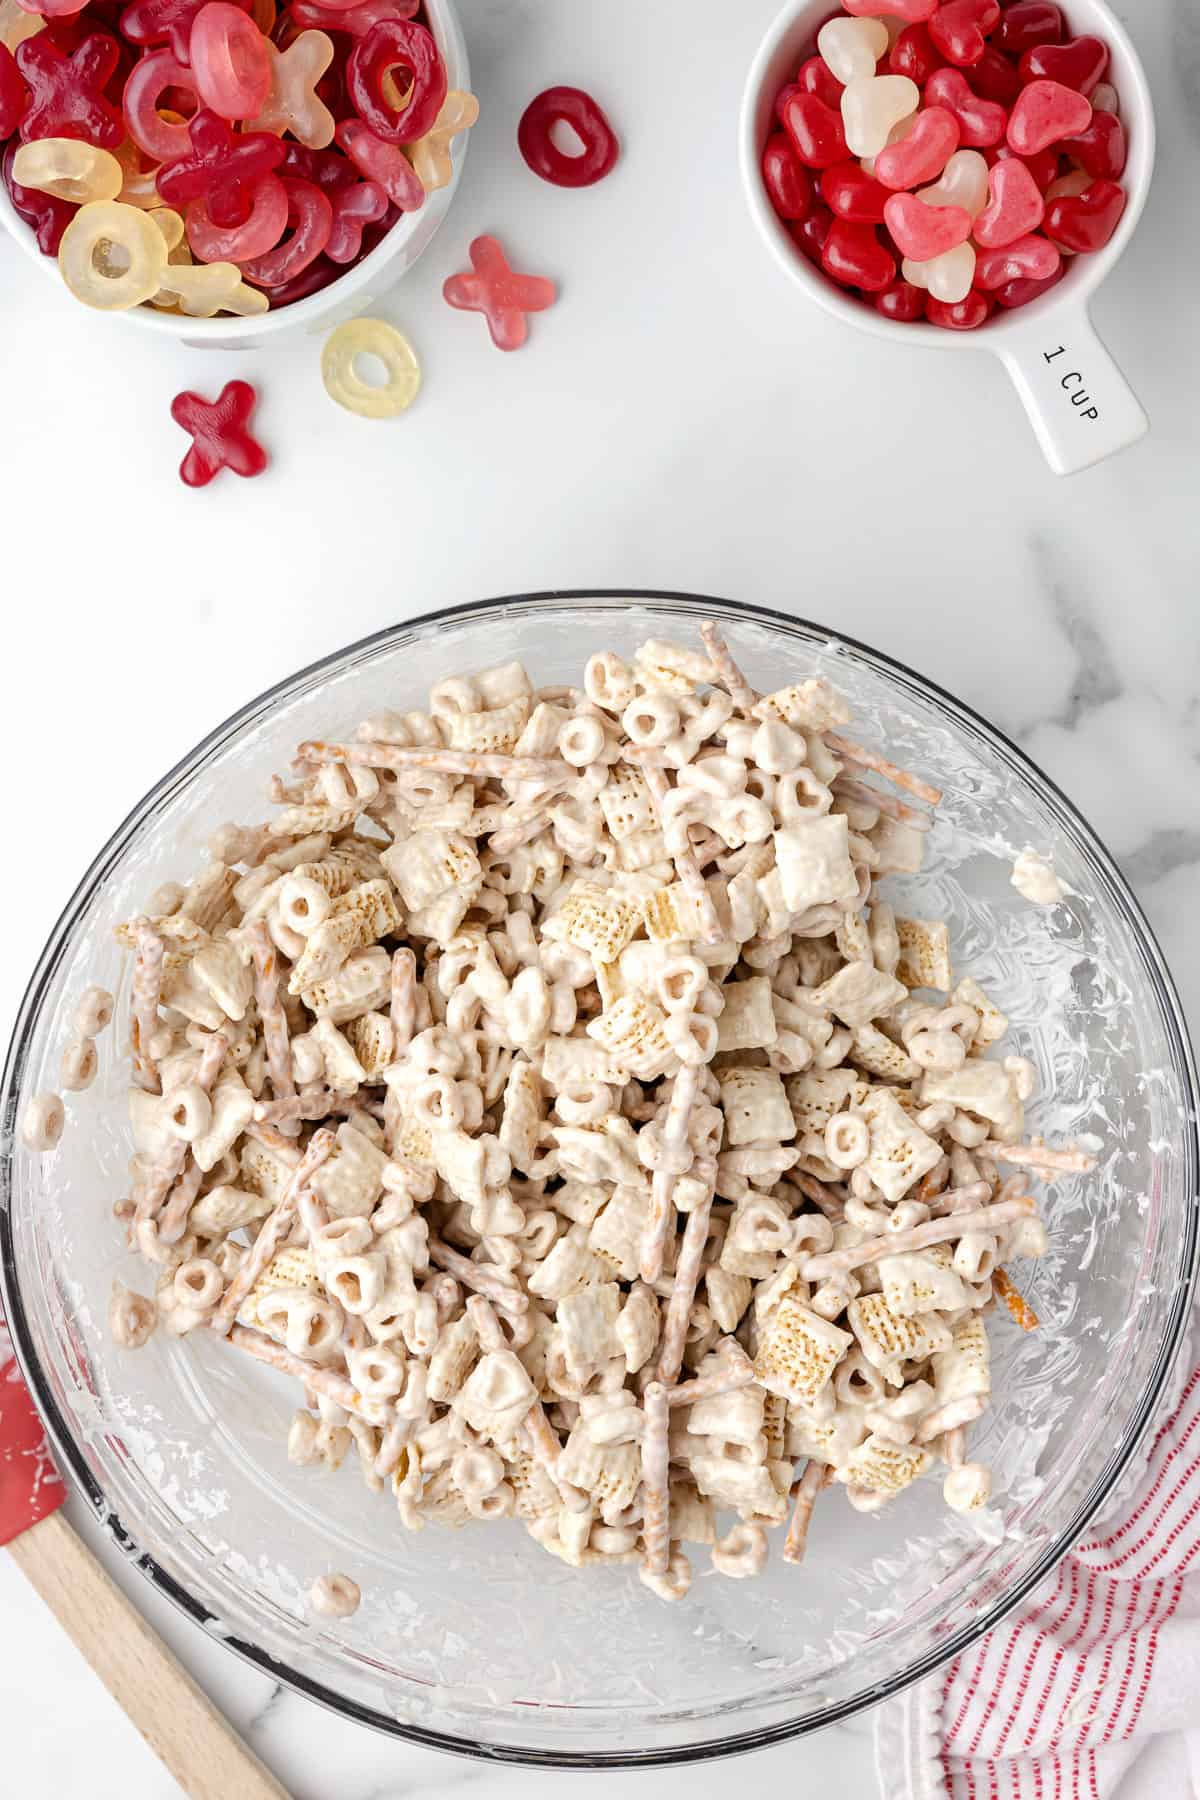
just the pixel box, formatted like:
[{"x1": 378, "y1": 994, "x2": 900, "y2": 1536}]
[{"x1": 517, "y1": 84, "x2": 618, "y2": 188}]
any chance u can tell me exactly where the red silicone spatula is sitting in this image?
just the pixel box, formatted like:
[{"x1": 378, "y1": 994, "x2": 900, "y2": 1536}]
[{"x1": 1, "y1": 1326, "x2": 291, "y2": 1800}]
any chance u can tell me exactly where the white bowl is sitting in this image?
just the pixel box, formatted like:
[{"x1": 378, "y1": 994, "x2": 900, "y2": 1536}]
[
  {"x1": 0, "y1": 0, "x2": 469, "y2": 348},
  {"x1": 739, "y1": 0, "x2": 1155, "y2": 475}
]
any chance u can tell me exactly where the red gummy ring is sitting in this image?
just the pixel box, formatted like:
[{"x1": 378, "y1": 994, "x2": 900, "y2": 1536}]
[{"x1": 517, "y1": 85, "x2": 618, "y2": 188}]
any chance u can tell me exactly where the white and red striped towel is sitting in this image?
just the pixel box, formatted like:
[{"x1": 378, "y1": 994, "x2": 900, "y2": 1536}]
[{"x1": 876, "y1": 1324, "x2": 1200, "y2": 1800}]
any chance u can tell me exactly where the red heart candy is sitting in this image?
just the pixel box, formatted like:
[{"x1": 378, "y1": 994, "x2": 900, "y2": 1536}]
[
  {"x1": 874, "y1": 278, "x2": 926, "y2": 321},
  {"x1": 843, "y1": 0, "x2": 937, "y2": 19},
  {"x1": 974, "y1": 156, "x2": 1045, "y2": 247},
  {"x1": 1019, "y1": 35, "x2": 1109, "y2": 96},
  {"x1": 782, "y1": 90, "x2": 849, "y2": 168},
  {"x1": 821, "y1": 159, "x2": 889, "y2": 222},
  {"x1": 797, "y1": 54, "x2": 844, "y2": 110},
  {"x1": 763, "y1": 131, "x2": 815, "y2": 221},
  {"x1": 888, "y1": 23, "x2": 943, "y2": 85},
  {"x1": 821, "y1": 218, "x2": 897, "y2": 291},
  {"x1": 975, "y1": 232, "x2": 1061, "y2": 289},
  {"x1": 1061, "y1": 110, "x2": 1126, "y2": 179},
  {"x1": 926, "y1": 290, "x2": 993, "y2": 328},
  {"x1": 774, "y1": 79, "x2": 802, "y2": 127},
  {"x1": 992, "y1": 143, "x2": 1061, "y2": 190},
  {"x1": 993, "y1": 264, "x2": 1066, "y2": 307},
  {"x1": 928, "y1": 0, "x2": 1000, "y2": 68},
  {"x1": 874, "y1": 106, "x2": 960, "y2": 190},
  {"x1": 790, "y1": 203, "x2": 833, "y2": 264},
  {"x1": 925, "y1": 67, "x2": 1008, "y2": 146},
  {"x1": 883, "y1": 191, "x2": 973, "y2": 260},
  {"x1": 1044, "y1": 177, "x2": 1126, "y2": 251},
  {"x1": 1007, "y1": 79, "x2": 1092, "y2": 155},
  {"x1": 972, "y1": 46, "x2": 1023, "y2": 106},
  {"x1": 995, "y1": 1, "x2": 1063, "y2": 53}
]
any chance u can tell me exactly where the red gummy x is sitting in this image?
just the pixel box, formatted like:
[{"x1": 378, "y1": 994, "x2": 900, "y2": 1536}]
[
  {"x1": 0, "y1": 43, "x2": 29, "y2": 140},
  {"x1": 442, "y1": 233, "x2": 556, "y2": 352},
  {"x1": 16, "y1": 29, "x2": 123, "y2": 147},
  {"x1": 120, "y1": 0, "x2": 249, "y2": 63},
  {"x1": 170, "y1": 381, "x2": 268, "y2": 488},
  {"x1": 156, "y1": 108, "x2": 286, "y2": 230}
]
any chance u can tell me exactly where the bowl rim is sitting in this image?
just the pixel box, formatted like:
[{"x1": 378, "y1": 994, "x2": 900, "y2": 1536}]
[
  {"x1": 2, "y1": 589, "x2": 1197, "y2": 1768},
  {"x1": 0, "y1": 0, "x2": 469, "y2": 344}
]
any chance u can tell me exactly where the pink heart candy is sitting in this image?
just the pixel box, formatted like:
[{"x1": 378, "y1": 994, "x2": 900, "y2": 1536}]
[
  {"x1": 874, "y1": 106, "x2": 960, "y2": 190},
  {"x1": 843, "y1": 0, "x2": 938, "y2": 19},
  {"x1": 1007, "y1": 79, "x2": 1092, "y2": 156},
  {"x1": 883, "y1": 190, "x2": 973, "y2": 260},
  {"x1": 974, "y1": 232, "x2": 1061, "y2": 289},
  {"x1": 973, "y1": 156, "x2": 1045, "y2": 247}
]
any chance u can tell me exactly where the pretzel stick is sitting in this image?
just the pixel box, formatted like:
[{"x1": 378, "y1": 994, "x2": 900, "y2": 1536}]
[
  {"x1": 390, "y1": 948, "x2": 418, "y2": 1049},
  {"x1": 655, "y1": 1185, "x2": 714, "y2": 1386},
  {"x1": 823, "y1": 733, "x2": 943, "y2": 807},
  {"x1": 210, "y1": 1128, "x2": 335, "y2": 1336},
  {"x1": 490, "y1": 815, "x2": 553, "y2": 855},
  {"x1": 993, "y1": 1266, "x2": 1040, "y2": 1330},
  {"x1": 134, "y1": 1030, "x2": 229, "y2": 1225},
  {"x1": 699, "y1": 622, "x2": 758, "y2": 713},
  {"x1": 297, "y1": 741, "x2": 559, "y2": 782},
  {"x1": 783, "y1": 1459, "x2": 826, "y2": 1565},
  {"x1": 982, "y1": 1140, "x2": 1097, "y2": 1174},
  {"x1": 640, "y1": 762, "x2": 723, "y2": 946},
  {"x1": 247, "y1": 919, "x2": 297, "y2": 1132},
  {"x1": 641, "y1": 1065, "x2": 699, "y2": 1284},
  {"x1": 790, "y1": 1172, "x2": 846, "y2": 1222},
  {"x1": 666, "y1": 1339, "x2": 755, "y2": 1406},
  {"x1": 427, "y1": 1238, "x2": 529, "y2": 1314},
  {"x1": 942, "y1": 1425, "x2": 967, "y2": 1470},
  {"x1": 640, "y1": 1382, "x2": 670, "y2": 1577},
  {"x1": 158, "y1": 1156, "x2": 203, "y2": 1246},
  {"x1": 243, "y1": 1118, "x2": 304, "y2": 1158},
  {"x1": 254, "y1": 1087, "x2": 359, "y2": 1125},
  {"x1": 801, "y1": 1194, "x2": 1036, "y2": 1281},
  {"x1": 933, "y1": 1179, "x2": 994, "y2": 1215},
  {"x1": 915, "y1": 1395, "x2": 987, "y2": 1444},
  {"x1": 832, "y1": 775, "x2": 934, "y2": 831},
  {"x1": 225, "y1": 1324, "x2": 377, "y2": 1418},
  {"x1": 130, "y1": 918, "x2": 165, "y2": 1093}
]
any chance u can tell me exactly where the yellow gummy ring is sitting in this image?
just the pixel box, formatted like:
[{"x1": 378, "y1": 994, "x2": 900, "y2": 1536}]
[
  {"x1": 12, "y1": 139, "x2": 123, "y2": 205},
  {"x1": 58, "y1": 202, "x2": 168, "y2": 311},
  {"x1": 320, "y1": 318, "x2": 422, "y2": 420}
]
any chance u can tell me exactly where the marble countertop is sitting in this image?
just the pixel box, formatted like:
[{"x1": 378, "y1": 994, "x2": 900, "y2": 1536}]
[{"x1": 2, "y1": 0, "x2": 1198, "y2": 1793}]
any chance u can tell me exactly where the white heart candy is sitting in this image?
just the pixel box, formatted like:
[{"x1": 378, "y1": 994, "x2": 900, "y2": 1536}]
[
  {"x1": 902, "y1": 242, "x2": 977, "y2": 304},
  {"x1": 917, "y1": 150, "x2": 990, "y2": 220},
  {"x1": 841, "y1": 74, "x2": 919, "y2": 158},
  {"x1": 817, "y1": 16, "x2": 888, "y2": 86}
]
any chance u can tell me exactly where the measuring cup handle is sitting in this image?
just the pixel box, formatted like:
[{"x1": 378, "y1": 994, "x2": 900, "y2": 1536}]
[{"x1": 996, "y1": 300, "x2": 1149, "y2": 476}]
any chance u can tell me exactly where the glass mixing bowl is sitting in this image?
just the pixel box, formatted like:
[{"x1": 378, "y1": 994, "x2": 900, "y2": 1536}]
[{"x1": 2, "y1": 593, "x2": 1197, "y2": 1768}]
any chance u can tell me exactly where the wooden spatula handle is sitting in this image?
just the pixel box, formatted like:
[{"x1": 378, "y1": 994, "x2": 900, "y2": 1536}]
[{"x1": 9, "y1": 1509, "x2": 290, "y2": 1800}]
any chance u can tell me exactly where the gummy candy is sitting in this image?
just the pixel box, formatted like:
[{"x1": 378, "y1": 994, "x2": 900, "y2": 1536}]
[
  {"x1": 1060, "y1": 109, "x2": 1125, "y2": 179},
  {"x1": 279, "y1": 141, "x2": 354, "y2": 187},
  {"x1": 817, "y1": 15, "x2": 887, "y2": 86},
  {"x1": 1006, "y1": 79, "x2": 1091, "y2": 156},
  {"x1": 0, "y1": 40, "x2": 28, "y2": 134},
  {"x1": 917, "y1": 146, "x2": 988, "y2": 215},
  {"x1": 928, "y1": 0, "x2": 999, "y2": 69},
  {"x1": 291, "y1": 0, "x2": 414, "y2": 34},
  {"x1": 974, "y1": 231, "x2": 1060, "y2": 288},
  {"x1": 153, "y1": 254, "x2": 268, "y2": 311},
  {"x1": 408, "y1": 87, "x2": 476, "y2": 191},
  {"x1": 924, "y1": 67, "x2": 1006, "y2": 146},
  {"x1": 320, "y1": 314, "x2": 420, "y2": 416},
  {"x1": 995, "y1": 1, "x2": 1063, "y2": 53},
  {"x1": 820, "y1": 157, "x2": 887, "y2": 221},
  {"x1": 840, "y1": 74, "x2": 918, "y2": 156},
  {"x1": 122, "y1": 46, "x2": 199, "y2": 160},
  {"x1": 883, "y1": 189, "x2": 971, "y2": 259},
  {"x1": 346, "y1": 17, "x2": 445, "y2": 142},
  {"x1": 925, "y1": 289, "x2": 992, "y2": 328},
  {"x1": 992, "y1": 142, "x2": 1060, "y2": 190},
  {"x1": 112, "y1": 134, "x2": 162, "y2": 204},
  {"x1": 17, "y1": 28, "x2": 122, "y2": 144},
  {"x1": 147, "y1": 200, "x2": 183, "y2": 244},
  {"x1": 13, "y1": 0, "x2": 87, "y2": 21},
  {"x1": 0, "y1": 0, "x2": 44, "y2": 53},
  {"x1": 248, "y1": 28, "x2": 333, "y2": 147},
  {"x1": 186, "y1": 166, "x2": 285, "y2": 257},
  {"x1": 189, "y1": 0, "x2": 270, "y2": 119},
  {"x1": 58, "y1": 195, "x2": 166, "y2": 304},
  {"x1": 762, "y1": 130, "x2": 814, "y2": 220},
  {"x1": 2, "y1": 134, "x2": 74, "y2": 248},
  {"x1": 874, "y1": 277, "x2": 925, "y2": 319},
  {"x1": 874, "y1": 104, "x2": 958, "y2": 189},
  {"x1": 795, "y1": 54, "x2": 842, "y2": 110},
  {"x1": 843, "y1": 0, "x2": 936, "y2": 19},
  {"x1": 171, "y1": 379, "x2": 268, "y2": 486},
  {"x1": 238, "y1": 171, "x2": 329, "y2": 283},
  {"x1": 517, "y1": 84, "x2": 618, "y2": 188},
  {"x1": 970, "y1": 46, "x2": 1021, "y2": 106},
  {"x1": 780, "y1": 89, "x2": 847, "y2": 167},
  {"x1": 888, "y1": 24, "x2": 942, "y2": 85},
  {"x1": 324, "y1": 172, "x2": 383, "y2": 259},
  {"x1": 820, "y1": 216, "x2": 895, "y2": 289},
  {"x1": 902, "y1": 239, "x2": 975, "y2": 301},
  {"x1": 992, "y1": 263, "x2": 1065, "y2": 306},
  {"x1": 973, "y1": 154, "x2": 1044, "y2": 246},
  {"x1": 335, "y1": 114, "x2": 422, "y2": 206},
  {"x1": 12, "y1": 135, "x2": 122, "y2": 199},
  {"x1": 1019, "y1": 34, "x2": 1108, "y2": 95},
  {"x1": 789, "y1": 201, "x2": 832, "y2": 263},
  {"x1": 1043, "y1": 176, "x2": 1125, "y2": 251},
  {"x1": 120, "y1": 0, "x2": 244, "y2": 62},
  {"x1": 442, "y1": 232, "x2": 555, "y2": 350},
  {"x1": 156, "y1": 107, "x2": 285, "y2": 226}
]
